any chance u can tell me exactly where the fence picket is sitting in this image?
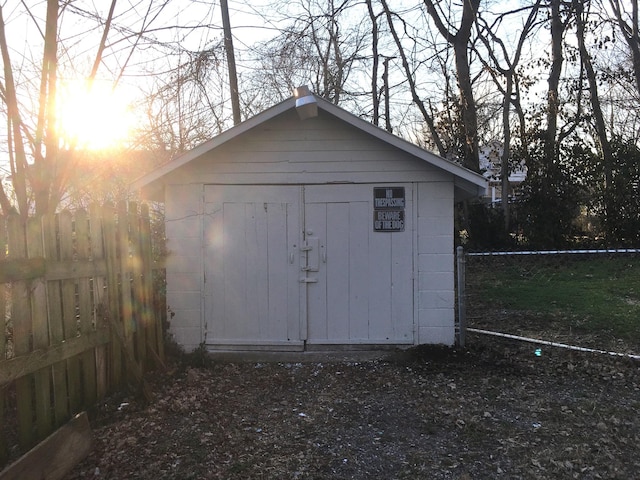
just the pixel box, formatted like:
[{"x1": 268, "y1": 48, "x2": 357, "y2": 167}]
[
  {"x1": 89, "y1": 205, "x2": 108, "y2": 398},
  {"x1": 140, "y1": 204, "x2": 162, "y2": 365},
  {"x1": 7, "y1": 214, "x2": 36, "y2": 449},
  {"x1": 43, "y1": 213, "x2": 70, "y2": 428},
  {"x1": 0, "y1": 216, "x2": 6, "y2": 357},
  {"x1": 59, "y1": 211, "x2": 83, "y2": 414},
  {"x1": 129, "y1": 202, "x2": 147, "y2": 368},
  {"x1": 26, "y1": 217, "x2": 53, "y2": 440},
  {"x1": 75, "y1": 209, "x2": 97, "y2": 406},
  {"x1": 0, "y1": 216, "x2": 8, "y2": 464},
  {"x1": 102, "y1": 204, "x2": 123, "y2": 387},
  {"x1": 117, "y1": 201, "x2": 134, "y2": 366},
  {"x1": 0, "y1": 383, "x2": 4, "y2": 467}
]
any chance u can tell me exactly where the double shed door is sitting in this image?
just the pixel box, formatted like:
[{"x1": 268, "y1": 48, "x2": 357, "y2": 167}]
[{"x1": 203, "y1": 184, "x2": 414, "y2": 350}]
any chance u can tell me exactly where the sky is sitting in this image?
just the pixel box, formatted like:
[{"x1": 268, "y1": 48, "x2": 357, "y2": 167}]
[
  {"x1": 0, "y1": 0, "x2": 630, "y2": 180},
  {"x1": 0, "y1": 1, "x2": 282, "y2": 176},
  {"x1": 0, "y1": 0, "x2": 540, "y2": 178}
]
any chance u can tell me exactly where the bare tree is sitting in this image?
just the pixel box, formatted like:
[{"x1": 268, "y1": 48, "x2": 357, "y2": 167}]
[
  {"x1": 135, "y1": 45, "x2": 229, "y2": 154},
  {"x1": 0, "y1": 1, "x2": 217, "y2": 216},
  {"x1": 423, "y1": 0, "x2": 481, "y2": 171},
  {"x1": 243, "y1": 0, "x2": 367, "y2": 110},
  {"x1": 476, "y1": 1, "x2": 543, "y2": 229},
  {"x1": 608, "y1": 0, "x2": 640, "y2": 96},
  {"x1": 379, "y1": 0, "x2": 446, "y2": 156},
  {"x1": 544, "y1": 0, "x2": 567, "y2": 169},
  {"x1": 575, "y1": 0, "x2": 613, "y2": 191}
]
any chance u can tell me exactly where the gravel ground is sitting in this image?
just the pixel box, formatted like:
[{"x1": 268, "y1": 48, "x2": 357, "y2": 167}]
[{"x1": 65, "y1": 332, "x2": 640, "y2": 479}]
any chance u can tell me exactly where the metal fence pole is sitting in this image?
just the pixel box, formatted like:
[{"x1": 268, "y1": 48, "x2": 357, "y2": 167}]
[{"x1": 456, "y1": 246, "x2": 466, "y2": 348}]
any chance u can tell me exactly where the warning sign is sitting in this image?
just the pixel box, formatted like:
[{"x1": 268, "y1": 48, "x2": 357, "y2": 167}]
[
  {"x1": 374, "y1": 210, "x2": 405, "y2": 231},
  {"x1": 374, "y1": 187, "x2": 405, "y2": 209},
  {"x1": 373, "y1": 187, "x2": 405, "y2": 232}
]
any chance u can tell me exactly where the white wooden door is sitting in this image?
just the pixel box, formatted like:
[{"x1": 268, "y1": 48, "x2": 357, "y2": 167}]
[
  {"x1": 303, "y1": 184, "x2": 414, "y2": 345},
  {"x1": 203, "y1": 184, "x2": 414, "y2": 349},
  {"x1": 203, "y1": 185, "x2": 303, "y2": 350}
]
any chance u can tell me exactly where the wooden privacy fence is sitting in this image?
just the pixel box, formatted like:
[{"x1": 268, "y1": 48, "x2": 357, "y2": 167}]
[{"x1": 0, "y1": 202, "x2": 165, "y2": 467}]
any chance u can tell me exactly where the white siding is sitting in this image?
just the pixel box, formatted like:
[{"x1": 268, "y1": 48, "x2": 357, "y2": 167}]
[{"x1": 164, "y1": 110, "x2": 448, "y2": 186}]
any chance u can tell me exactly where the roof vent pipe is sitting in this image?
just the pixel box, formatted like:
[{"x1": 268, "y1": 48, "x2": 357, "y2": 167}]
[{"x1": 294, "y1": 85, "x2": 318, "y2": 120}]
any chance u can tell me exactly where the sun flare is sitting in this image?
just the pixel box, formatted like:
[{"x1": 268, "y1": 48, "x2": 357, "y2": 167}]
[{"x1": 57, "y1": 79, "x2": 137, "y2": 151}]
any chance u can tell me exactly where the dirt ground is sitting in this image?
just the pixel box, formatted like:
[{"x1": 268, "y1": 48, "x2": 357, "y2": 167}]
[{"x1": 64, "y1": 330, "x2": 640, "y2": 480}]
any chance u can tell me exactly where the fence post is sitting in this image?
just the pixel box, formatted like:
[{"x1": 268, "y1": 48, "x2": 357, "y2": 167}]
[{"x1": 456, "y1": 246, "x2": 466, "y2": 348}]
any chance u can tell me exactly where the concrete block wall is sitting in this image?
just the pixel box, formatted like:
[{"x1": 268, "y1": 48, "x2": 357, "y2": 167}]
[
  {"x1": 165, "y1": 184, "x2": 203, "y2": 352},
  {"x1": 416, "y1": 181, "x2": 456, "y2": 345}
]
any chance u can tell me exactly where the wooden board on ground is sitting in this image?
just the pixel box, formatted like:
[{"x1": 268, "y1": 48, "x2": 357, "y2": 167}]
[{"x1": 0, "y1": 412, "x2": 93, "y2": 480}]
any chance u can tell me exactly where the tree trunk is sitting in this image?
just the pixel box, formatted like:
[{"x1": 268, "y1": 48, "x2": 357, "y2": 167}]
[
  {"x1": 0, "y1": 4, "x2": 29, "y2": 217},
  {"x1": 383, "y1": 57, "x2": 392, "y2": 133},
  {"x1": 609, "y1": 0, "x2": 640, "y2": 97},
  {"x1": 545, "y1": 0, "x2": 565, "y2": 175},
  {"x1": 381, "y1": 0, "x2": 446, "y2": 156},
  {"x1": 501, "y1": 74, "x2": 512, "y2": 231},
  {"x1": 452, "y1": 33, "x2": 480, "y2": 172},
  {"x1": 365, "y1": 0, "x2": 380, "y2": 126},
  {"x1": 423, "y1": 0, "x2": 481, "y2": 171},
  {"x1": 575, "y1": 0, "x2": 614, "y2": 224},
  {"x1": 39, "y1": 0, "x2": 60, "y2": 216}
]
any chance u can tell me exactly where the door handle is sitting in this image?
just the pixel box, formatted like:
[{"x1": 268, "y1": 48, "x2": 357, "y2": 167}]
[
  {"x1": 300, "y1": 277, "x2": 318, "y2": 283},
  {"x1": 305, "y1": 238, "x2": 320, "y2": 271}
]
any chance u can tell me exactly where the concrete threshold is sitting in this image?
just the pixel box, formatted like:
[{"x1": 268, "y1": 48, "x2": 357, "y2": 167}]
[{"x1": 205, "y1": 348, "x2": 405, "y2": 363}]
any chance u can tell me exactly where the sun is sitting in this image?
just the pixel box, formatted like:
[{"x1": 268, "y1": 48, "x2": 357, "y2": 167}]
[{"x1": 57, "y1": 79, "x2": 137, "y2": 150}]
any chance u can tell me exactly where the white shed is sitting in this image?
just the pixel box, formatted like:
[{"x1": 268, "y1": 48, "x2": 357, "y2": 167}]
[{"x1": 133, "y1": 93, "x2": 486, "y2": 353}]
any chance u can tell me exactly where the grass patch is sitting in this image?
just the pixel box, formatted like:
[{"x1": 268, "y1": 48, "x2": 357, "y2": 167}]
[{"x1": 468, "y1": 255, "x2": 640, "y2": 342}]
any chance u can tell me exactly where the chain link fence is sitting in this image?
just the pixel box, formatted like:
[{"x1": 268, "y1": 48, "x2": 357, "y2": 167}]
[{"x1": 457, "y1": 248, "x2": 640, "y2": 355}]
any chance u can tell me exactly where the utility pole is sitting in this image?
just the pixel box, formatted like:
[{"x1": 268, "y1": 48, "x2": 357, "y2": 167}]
[{"x1": 220, "y1": 0, "x2": 241, "y2": 125}]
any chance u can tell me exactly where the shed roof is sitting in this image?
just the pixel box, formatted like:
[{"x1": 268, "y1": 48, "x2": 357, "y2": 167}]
[{"x1": 132, "y1": 95, "x2": 487, "y2": 200}]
